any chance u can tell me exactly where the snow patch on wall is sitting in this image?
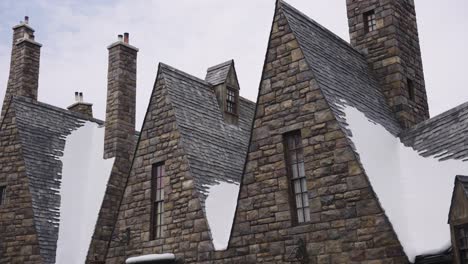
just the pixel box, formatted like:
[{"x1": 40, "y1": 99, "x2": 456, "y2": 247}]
[
  {"x1": 126, "y1": 253, "x2": 175, "y2": 263},
  {"x1": 343, "y1": 105, "x2": 468, "y2": 262},
  {"x1": 204, "y1": 181, "x2": 239, "y2": 251},
  {"x1": 55, "y1": 122, "x2": 115, "y2": 264}
]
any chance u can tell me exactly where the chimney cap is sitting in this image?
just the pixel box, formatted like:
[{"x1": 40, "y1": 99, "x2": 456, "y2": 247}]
[
  {"x1": 107, "y1": 32, "x2": 139, "y2": 51},
  {"x1": 123, "y1": 32, "x2": 129, "y2": 44}
]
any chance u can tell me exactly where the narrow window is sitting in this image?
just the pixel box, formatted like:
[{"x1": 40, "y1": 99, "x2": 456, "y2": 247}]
[
  {"x1": 456, "y1": 224, "x2": 468, "y2": 263},
  {"x1": 364, "y1": 10, "x2": 377, "y2": 33},
  {"x1": 0, "y1": 186, "x2": 5, "y2": 206},
  {"x1": 151, "y1": 163, "x2": 165, "y2": 239},
  {"x1": 407, "y1": 79, "x2": 415, "y2": 101},
  {"x1": 226, "y1": 88, "x2": 237, "y2": 114},
  {"x1": 284, "y1": 131, "x2": 310, "y2": 224}
]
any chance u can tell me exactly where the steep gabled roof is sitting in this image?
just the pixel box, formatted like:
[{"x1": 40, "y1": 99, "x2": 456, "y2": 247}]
[
  {"x1": 280, "y1": 0, "x2": 401, "y2": 136},
  {"x1": 160, "y1": 63, "x2": 255, "y2": 198},
  {"x1": 205, "y1": 60, "x2": 234, "y2": 86},
  {"x1": 278, "y1": 0, "x2": 468, "y2": 261},
  {"x1": 8, "y1": 96, "x2": 109, "y2": 264}
]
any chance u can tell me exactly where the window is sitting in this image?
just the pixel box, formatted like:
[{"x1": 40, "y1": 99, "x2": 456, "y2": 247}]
[
  {"x1": 456, "y1": 224, "x2": 468, "y2": 263},
  {"x1": 151, "y1": 163, "x2": 165, "y2": 239},
  {"x1": 407, "y1": 79, "x2": 415, "y2": 101},
  {"x1": 0, "y1": 186, "x2": 5, "y2": 206},
  {"x1": 364, "y1": 10, "x2": 377, "y2": 33},
  {"x1": 226, "y1": 88, "x2": 237, "y2": 114},
  {"x1": 284, "y1": 131, "x2": 310, "y2": 224}
]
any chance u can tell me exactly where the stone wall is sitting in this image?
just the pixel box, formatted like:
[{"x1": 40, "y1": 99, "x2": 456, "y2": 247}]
[
  {"x1": 347, "y1": 0, "x2": 429, "y2": 129},
  {"x1": 0, "y1": 104, "x2": 43, "y2": 263},
  {"x1": 214, "y1": 4, "x2": 408, "y2": 263},
  {"x1": 105, "y1": 71, "x2": 212, "y2": 264}
]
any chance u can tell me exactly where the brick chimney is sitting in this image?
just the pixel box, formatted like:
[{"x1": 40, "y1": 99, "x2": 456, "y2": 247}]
[
  {"x1": 67, "y1": 92, "x2": 93, "y2": 118},
  {"x1": 1, "y1": 16, "x2": 42, "y2": 119},
  {"x1": 104, "y1": 33, "x2": 138, "y2": 159}
]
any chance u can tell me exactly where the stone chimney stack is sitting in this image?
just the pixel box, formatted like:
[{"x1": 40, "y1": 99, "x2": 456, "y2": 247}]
[
  {"x1": 1, "y1": 16, "x2": 42, "y2": 119},
  {"x1": 104, "y1": 33, "x2": 138, "y2": 159},
  {"x1": 67, "y1": 92, "x2": 93, "y2": 118},
  {"x1": 346, "y1": 0, "x2": 429, "y2": 129}
]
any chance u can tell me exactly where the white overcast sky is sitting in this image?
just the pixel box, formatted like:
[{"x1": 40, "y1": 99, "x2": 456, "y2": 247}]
[{"x1": 0, "y1": 0, "x2": 467, "y2": 127}]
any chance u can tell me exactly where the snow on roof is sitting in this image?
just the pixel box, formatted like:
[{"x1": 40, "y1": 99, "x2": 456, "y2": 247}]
[
  {"x1": 204, "y1": 181, "x2": 240, "y2": 250},
  {"x1": 126, "y1": 253, "x2": 175, "y2": 264},
  {"x1": 55, "y1": 121, "x2": 115, "y2": 264},
  {"x1": 343, "y1": 105, "x2": 468, "y2": 262}
]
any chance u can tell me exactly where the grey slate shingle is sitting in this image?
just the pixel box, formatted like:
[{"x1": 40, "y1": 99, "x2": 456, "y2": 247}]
[
  {"x1": 159, "y1": 63, "x2": 255, "y2": 203},
  {"x1": 400, "y1": 102, "x2": 468, "y2": 161},
  {"x1": 205, "y1": 60, "x2": 233, "y2": 86},
  {"x1": 10, "y1": 96, "x2": 103, "y2": 264}
]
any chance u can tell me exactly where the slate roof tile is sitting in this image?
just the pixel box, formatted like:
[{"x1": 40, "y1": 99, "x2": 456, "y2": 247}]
[
  {"x1": 10, "y1": 96, "x2": 102, "y2": 264},
  {"x1": 159, "y1": 63, "x2": 255, "y2": 203}
]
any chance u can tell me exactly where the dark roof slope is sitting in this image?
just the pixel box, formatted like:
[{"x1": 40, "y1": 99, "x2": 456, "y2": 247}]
[
  {"x1": 160, "y1": 63, "x2": 255, "y2": 201},
  {"x1": 10, "y1": 96, "x2": 102, "y2": 264},
  {"x1": 280, "y1": 0, "x2": 401, "y2": 136},
  {"x1": 400, "y1": 102, "x2": 468, "y2": 161},
  {"x1": 205, "y1": 60, "x2": 233, "y2": 85}
]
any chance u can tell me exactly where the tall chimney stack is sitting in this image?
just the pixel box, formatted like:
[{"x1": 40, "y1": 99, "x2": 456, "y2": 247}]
[
  {"x1": 1, "y1": 16, "x2": 42, "y2": 119},
  {"x1": 104, "y1": 33, "x2": 138, "y2": 159}
]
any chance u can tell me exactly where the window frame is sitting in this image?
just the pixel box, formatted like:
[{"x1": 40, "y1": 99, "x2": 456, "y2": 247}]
[
  {"x1": 456, "y1": 223, "x2": 468, "y2": 264},
  {"x1": 364, "y1": 10, "x2": 377, "y2": 33},
  {"x1": 0, "y1": 185, "x2": 5, "y2": 206},
  {"x1": 283, "y1": 131, "x2": 310, "y2": 225},
  {"x1": 151, "y1": 163, "x2": 165, "y2": 240},
  {"x1": 226, "y1": 87, "x2": 238, "y2": 115}
]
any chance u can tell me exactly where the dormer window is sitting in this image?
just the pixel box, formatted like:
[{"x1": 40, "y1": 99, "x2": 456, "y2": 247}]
[
  {"x1": 364, "y1": 10, "x2": 377, "y2": 33},
  {"x1": 226, "y1": 87, "x2": 237, "y2": 115}
]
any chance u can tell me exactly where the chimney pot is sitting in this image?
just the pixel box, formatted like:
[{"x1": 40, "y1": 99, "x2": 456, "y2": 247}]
[
  {"x1": 75, "y1": 92, "x2": 79, "y2": 102},
  {"x1": 118, "y1": 34, "x2": 123, "y2": 42},
  {"x1": 25, "y1": 16, "x2": 29, "y2": 24},
  {"x1": 123, "y1": 33, "x2": 129, "y2": 44}
]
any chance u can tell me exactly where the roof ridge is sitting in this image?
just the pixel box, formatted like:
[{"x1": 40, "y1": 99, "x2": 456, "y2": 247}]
[
  {"x1": 159, "y1": 63, "x2": 213, "y2": 87},
  {"x1": 279, "y1": 0, "x2": 363, "y2": 58},
  {"x1": 12, "y1": 96, "x2": 104, "y2": 125},
  {"x1": 400, "y1": 101, "x2": 468, "y2": 136},
  {"x1": 206, "y1": 60, "x2": 234, "y2": 72}
]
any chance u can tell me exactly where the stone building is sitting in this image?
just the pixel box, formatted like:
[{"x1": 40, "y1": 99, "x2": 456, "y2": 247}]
[{"x1": 1, "y1": 0, "x2": 468, "y2": 264}]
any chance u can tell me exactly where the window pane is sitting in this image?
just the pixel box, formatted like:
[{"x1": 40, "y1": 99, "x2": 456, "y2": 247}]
[
  {"x1": 294, "y1": 180, "x2": 301, "y2": 194},
  {"x1": 297, "y1": 209, "x2": 304, "y2": 223},
  {"x1": 291, "y1": 164, "x2": 299, "y2": 179},
  {"x1": 0, "y1": 186, "x2": 4, "y2": 205},
  {"x1": 288, "y1": 136, "x2": 296, "y2": 150},
  {"x1": 301, "y1": 178, "x2": 307, "y2": 192},
  {"x1": 302, "y1": 193, "x2": 309, "y2": 207},
  {"x1": 290, "y1": 151, "x2": 297, "y2": 163},
  {"x1": 304, "y1": 207, "x2": 310, "y2": 222},
  {"x1": 298, "y1": 162, "x2": 305, "y2": 178},
  {"x1": 295, "y1": 194, "x2": 303, "y2": 208}
]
